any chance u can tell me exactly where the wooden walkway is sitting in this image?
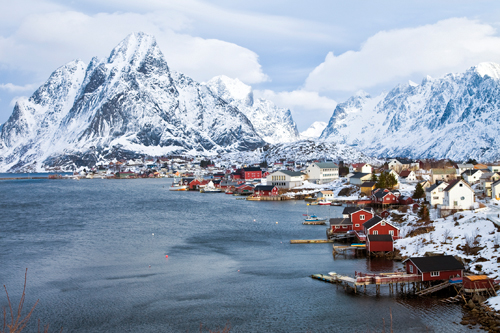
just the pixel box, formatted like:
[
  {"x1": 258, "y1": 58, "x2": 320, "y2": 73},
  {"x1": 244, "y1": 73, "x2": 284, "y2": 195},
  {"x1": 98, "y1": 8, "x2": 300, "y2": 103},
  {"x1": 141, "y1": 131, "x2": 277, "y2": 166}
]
[
  {"x1": 290, "y1": 239, "x2": 333, "y2": 244},
  {"x1": 415, "y1": 281, "x2": 451, "y2": 296}
]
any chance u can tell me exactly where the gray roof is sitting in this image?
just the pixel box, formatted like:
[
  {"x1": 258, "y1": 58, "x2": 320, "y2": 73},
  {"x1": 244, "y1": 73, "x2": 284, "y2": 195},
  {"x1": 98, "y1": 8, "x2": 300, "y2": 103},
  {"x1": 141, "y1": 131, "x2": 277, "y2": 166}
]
[
  {"x1": 314, "y1": 162, "x2": 339, "y2": 169},
  {"x1": 425, "y1": 184, "x2": 439, "y2": 192},
  {"x1": 276, "y1": 170, "x2": 305, "y2": 177},
  {"x1": 350, "y1": 172, "x2": 370, "y2": 179},
  {"x1": 363, "y1": 216, "x2": 384, "y2": 229},
  {"x1": 329, "y1": 218, "x2": 352, "y2": 226},
  {"x1": 368, "y1": 234, "x2": 393, "y2": 242}
]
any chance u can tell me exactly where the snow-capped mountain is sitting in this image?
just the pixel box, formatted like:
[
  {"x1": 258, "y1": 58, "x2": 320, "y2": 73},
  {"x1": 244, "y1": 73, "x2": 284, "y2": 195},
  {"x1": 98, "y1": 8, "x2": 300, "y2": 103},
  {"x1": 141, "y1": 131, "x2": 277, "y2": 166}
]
[
  {"x1": 206, "y1": 75, "x2": 300, "y2": 144},
  {"x1": 300, "y1": 121, "x2": 327, "y2": 140},
  {"x1": 0, "y1": 32, "x2": 267, "y2": 172},
  {"x1": 320, "y1": 63, "x2": 500, "y2": 162}
]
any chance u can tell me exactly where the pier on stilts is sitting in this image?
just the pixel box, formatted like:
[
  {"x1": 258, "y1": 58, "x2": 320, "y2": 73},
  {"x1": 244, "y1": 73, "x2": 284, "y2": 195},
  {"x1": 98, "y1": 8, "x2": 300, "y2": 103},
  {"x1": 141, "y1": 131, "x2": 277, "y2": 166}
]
[
  {"x1": 311, "y1": 272, "x2": 423, "y2": 295},
  {"x1": 332, "y1": 244, "x2": 366, "y2": 256}
]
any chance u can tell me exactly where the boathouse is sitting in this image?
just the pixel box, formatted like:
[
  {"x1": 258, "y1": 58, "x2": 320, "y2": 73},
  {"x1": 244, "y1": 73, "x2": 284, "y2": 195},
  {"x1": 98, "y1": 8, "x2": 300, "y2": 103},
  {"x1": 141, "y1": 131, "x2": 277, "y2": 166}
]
[
  {"x1": 366, "y1": 234, "x2": 394, "y2": 252},
  {"x1": 329, "y1": 218, "x2": 352, "y2": 233},
  {"x1": 363, "y1": 216, "x2": 400, "y2": 239},
  {"x1": 462, "y1": 275, "x2": 496, "y2": 294},
  {"x1": 241, "y1": 167, "x2": 262, "y2": 180},
  {"x1": 403, "y1": 256, "x2": 464, "y2": 282},
  {"x1": 371, "y1": 189, "x2": 399, "y2": 206},
  {"x1": 253, "y1": 185, "x2": 279, "y2": 197}
]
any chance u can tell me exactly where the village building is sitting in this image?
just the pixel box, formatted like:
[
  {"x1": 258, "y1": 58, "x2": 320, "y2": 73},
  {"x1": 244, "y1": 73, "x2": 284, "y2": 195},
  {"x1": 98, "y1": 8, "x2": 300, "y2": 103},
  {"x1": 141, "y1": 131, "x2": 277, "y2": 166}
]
[
  {"x1": 417, "y1": 180, "x2": 431, "y2": 189},
  {"x1": 362, "y1": 216, "x2": 400, "y2": 239},
  {"x1": 403, "y1": 256, "x2": 464, "y2": 282},
  {"x1": 398, "y1": 170, "x2": 416, "y2": 182},
  {"x1": 488, "y1": 165, "x2": 500, "y2": 173},
  {"x1": 349, "y1": 163, "x2": 372, "y2": 174},
  {"x1": 329, "y1": 217, "x2": 352, "y2": 234},
  {"x1": 253, "y1": 185, "x2": 279, "y2": 197},
  {"x1": 371, "y1": 189, "x2": 399, "y2": 206},
  {"x1": 349, "y1": 172, "x2": 372, "y2": 185},
  {"x1": 462, "y1": 275, "x2": 497, "y2": 294},
  {"x1": 239, "y1": 167, "x2": 262, "y2": 180},
  {"x1": 456, "y1": 163, "x2": 475, "y2": 175},
  {"x1": 442, "y1": 179, "x2": 475, "y2": 211},
  {"x1": 474, "y1": 163, "x2": 489, "y2": 170},
  {"x1": 492, "y1": 179, "x2": 500, "y2": 200},
  {"x1": 461, "y1": 169, "x2": 483, "y2": 184},
  {"x1": 425, "y1": 181, "x2": 449, "y2": 206},
  {"x1": 342, "y1": 207, "x2": 375, "y2": 232},
  {"x1": 431, "y1": 168, "x2": 457, "y2": 184},
  {"x1": 305, "y1": 162, "x2": 339, "y2": 184},
  {"x1": 235, "y1": 184, "x2": 255, "y2": 195},
  {"x1": 388, "y1": 158, "x2": 419, "y2": 172},
  {"x1": 317, "y1": 191, "x2": 335, "y2": 201},
  {"x1": 360, "y1": 181, "x2": 377, "y2": 196},
  {"x1": 480, "y1": 172, "x2": 500, "y2": 196},
  {"x1": 266, "y1": 170, "x2": 305, "y2": 189},
  {"x1": 366, "y1": 234, "x2": 394, "y2": 252}
]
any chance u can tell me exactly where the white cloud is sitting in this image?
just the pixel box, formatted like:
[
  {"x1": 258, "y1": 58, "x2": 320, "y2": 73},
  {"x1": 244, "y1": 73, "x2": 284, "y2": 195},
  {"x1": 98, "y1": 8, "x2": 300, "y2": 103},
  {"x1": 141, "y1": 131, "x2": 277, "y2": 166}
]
[
  {"x1": 305, "y1": 18, "x2": 500, "y2": 92},
  {"x1": 0, "y1": 10, "x2": 269, "y2": 84},
  {"x1": 0, "y1": 83, "x2": 38, "y2": 93},
  {"x1": 255, "y1": 89, "x2": 337, "y2": 130}
]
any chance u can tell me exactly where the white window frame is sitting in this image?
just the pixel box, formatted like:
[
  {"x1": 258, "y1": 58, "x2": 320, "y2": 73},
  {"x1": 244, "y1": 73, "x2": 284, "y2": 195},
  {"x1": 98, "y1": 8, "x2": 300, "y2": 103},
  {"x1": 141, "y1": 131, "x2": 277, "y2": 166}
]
[
  {"x1": 373, "y1": 230, "x2": 378, "y2": 235},
  {"x1": 389, "y1": 230, "x2": 394, "y2": 236},
  {"x1": 360, "y1": 215, "x2": 365, "y2": 220},
  {"x1": 430, "y1": 271, "x2": 440, "y2": 277},
  {"x1": 409, "y1": 265, "x2": 413, "y2": 273}
]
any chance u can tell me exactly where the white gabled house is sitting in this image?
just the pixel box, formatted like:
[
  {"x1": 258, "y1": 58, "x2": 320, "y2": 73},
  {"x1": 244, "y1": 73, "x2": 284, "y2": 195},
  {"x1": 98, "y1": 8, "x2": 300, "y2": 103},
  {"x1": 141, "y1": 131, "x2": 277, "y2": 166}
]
[
  {"x1": 349, "y1": 163, "x2": 372, "y2": 174},
  {"x1": 492, "y1": 180, "x2": 500, "y2": 200},
  {"x1": 461, "y1": 169, "x2": 483, "y2": 184},
  {"x1": 305, "y1": 162, "x2": 339, "y2": 184},
  {"x1": 442, "y1": 179, "x2": 475, "y2": 211},
  {"x1": 425, "y1": 182, "x2": 448, "y2": 206},
  {"x1": 317, "y1": 190, "x2": 335, "y2": 201},
  {"x1": 456, "y1": 163, "x2": 475, "y2": 175},
  {"x1": 399, "y1": 170, "x2": 416, "y2": 182}
]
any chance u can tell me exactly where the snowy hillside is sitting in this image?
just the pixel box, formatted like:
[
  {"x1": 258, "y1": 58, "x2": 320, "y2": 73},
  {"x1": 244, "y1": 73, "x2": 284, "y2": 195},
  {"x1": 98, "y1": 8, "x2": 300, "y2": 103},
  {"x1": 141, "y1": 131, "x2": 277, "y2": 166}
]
[
  {"x1": 320, "y1": 63, "x2": 500, "y2": 162},
  {"x1": 0, "y1": 33, "x2": 266, "y2": 172},
  {"x1": 300, "y1": 121, "x2": 327, "y2": 140},
  {"x1": 206, "y1": 75, "x2": 300, "y2": 144}
]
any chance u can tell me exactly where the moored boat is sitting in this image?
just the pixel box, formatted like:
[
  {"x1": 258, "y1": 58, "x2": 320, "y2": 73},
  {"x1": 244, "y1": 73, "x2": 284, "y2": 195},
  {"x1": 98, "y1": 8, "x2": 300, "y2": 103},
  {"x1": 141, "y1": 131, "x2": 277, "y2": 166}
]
[
  {"x1": 318, "y1": 199, "x2": 331, "y2": 205},
  {"x1": 303, "y1": 214, "x2": 327, "y2": 225}
]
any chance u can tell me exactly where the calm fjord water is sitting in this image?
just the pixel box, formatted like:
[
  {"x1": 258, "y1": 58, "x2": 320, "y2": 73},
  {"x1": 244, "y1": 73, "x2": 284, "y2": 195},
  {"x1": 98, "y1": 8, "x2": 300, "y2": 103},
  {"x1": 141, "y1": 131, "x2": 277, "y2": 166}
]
[{"x1": 0, "y1": 179, "x2": 473, "y2": 332}]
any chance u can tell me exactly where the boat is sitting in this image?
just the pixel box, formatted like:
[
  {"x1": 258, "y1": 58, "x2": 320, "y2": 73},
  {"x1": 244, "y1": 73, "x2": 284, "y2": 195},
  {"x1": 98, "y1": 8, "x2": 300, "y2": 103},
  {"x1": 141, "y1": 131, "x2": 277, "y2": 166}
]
[
  {"x1": 169, "y1": 178, "x2": 188, "y2": 191},
  {"x1": 200, "y1": 181, "x2": 222, "y2": 193},
  {"x1": 246, "y1": 195, "x2": 261, "y2": 201},
  {"x1": 318, "y1": 199, "x2": 331, "y2": 205},
  {"x1": 303, "y1": 214, "x2": 327, "y2": 225},
  {"x1": 331, "y1": 201, "x2": 342, "y2": 206}
]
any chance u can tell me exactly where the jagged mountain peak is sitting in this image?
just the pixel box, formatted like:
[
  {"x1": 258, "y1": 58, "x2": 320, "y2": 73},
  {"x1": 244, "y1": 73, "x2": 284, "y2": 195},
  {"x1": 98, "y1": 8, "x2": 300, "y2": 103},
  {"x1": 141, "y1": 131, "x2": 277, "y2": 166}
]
[
  {"x1": 207, "y1": 75, "x2": 253, "y2": 106},
  {"x1": 107, "y1": 32, "x2": 163, "y2": 68},
  {"x1": 473, "y1": 62, "x2": 500, "y2": 79}
]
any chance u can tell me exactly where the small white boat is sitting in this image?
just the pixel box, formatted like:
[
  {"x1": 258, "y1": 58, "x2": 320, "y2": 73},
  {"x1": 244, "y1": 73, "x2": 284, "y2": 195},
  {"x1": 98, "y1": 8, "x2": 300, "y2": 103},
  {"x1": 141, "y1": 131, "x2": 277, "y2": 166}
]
[
  {"x1": 318, "y1": 199, "x2": 331, "y2": 205},
  {"x1": 200, "y1": 180, "x2": 221, "y2": 193},
  {"x1": 169, "y1": 178, "x2": 188, "y2": 191},
  {"x1": 304, "y1": 214, "x2": 327, "y2": 223}
]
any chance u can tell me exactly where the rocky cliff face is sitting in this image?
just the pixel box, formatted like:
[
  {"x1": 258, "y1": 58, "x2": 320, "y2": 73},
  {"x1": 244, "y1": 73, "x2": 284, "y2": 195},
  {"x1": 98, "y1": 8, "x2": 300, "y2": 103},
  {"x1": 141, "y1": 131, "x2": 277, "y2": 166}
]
[
  {"x1": 0, "y1": 33, "x2": 266, "y2": 172},
  {"x1": 206, "y1": 75, "x2": 300, "y2": 144},
  {"x1": 320, "y1": 63, "x2": 500, "y2": 162}
]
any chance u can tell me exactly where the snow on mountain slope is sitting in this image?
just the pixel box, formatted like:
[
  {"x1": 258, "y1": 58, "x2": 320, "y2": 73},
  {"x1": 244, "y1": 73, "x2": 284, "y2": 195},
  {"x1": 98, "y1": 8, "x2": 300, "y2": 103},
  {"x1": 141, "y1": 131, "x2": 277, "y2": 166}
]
[
  {"x1": 0, "y1": 32, "x2": 265, "y2": 172},
  {"x1": 320, "y1": 63, "x2": 500, "y2": 162},
  {"x1": 206, "y1": 75, "x2": 300, "y2": 144},
  {"x1": 300, "y1": 121, "x2": 327, "y2": 140}
]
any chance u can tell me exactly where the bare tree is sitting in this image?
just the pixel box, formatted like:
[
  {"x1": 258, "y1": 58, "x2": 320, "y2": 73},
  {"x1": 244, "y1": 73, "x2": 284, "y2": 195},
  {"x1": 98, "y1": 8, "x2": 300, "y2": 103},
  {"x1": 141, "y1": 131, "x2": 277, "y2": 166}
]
[{"x1": 442, "y1": 229, "x2": 452, "y2": 244}]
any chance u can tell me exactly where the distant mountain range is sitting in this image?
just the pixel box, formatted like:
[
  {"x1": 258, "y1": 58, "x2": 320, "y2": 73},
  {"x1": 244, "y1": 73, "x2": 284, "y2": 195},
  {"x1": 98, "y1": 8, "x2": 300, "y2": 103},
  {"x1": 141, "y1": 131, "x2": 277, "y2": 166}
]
[
  {"x1": 320, "y1": 62, "x2": 500, "y2": 162},
  {"x1": 0, "y1": 33, "x2": 299, "y2": 172}
]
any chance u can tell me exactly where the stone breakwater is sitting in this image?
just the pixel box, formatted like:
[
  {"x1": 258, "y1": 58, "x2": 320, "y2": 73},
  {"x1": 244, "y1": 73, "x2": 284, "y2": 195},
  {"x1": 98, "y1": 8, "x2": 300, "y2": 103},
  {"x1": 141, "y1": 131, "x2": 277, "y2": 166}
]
[{"x1": 462, "y1": 296, "x2": 500, "y2": 332}]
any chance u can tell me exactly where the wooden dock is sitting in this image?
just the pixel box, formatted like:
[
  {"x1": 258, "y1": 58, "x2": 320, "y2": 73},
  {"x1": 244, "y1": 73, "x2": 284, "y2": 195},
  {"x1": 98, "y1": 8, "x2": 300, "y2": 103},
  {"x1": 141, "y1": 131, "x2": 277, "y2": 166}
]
[
  {"x1": 302, "y1": 221, "x2": 326, "y2": 225},
  {"x1": 290, "y1": 239, "x2": 334, "y2": 244}
]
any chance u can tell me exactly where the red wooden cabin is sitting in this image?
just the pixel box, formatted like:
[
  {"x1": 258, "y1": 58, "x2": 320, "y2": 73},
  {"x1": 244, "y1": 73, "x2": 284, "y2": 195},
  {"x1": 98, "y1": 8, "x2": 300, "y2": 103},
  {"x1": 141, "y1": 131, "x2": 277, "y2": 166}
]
[
  {"x1": 363, "y1": 216, "x2": 400, "y2": 239},
  {"x1": 399, "y1": 196, "x2": 414, "y2": 205},
  {"x1": 329, "y1": 218, "x2": 353, "y2": 233},
  {"x1": 404, "y1": 256, "x2": 464, "y2": 282},
  {"x1": 367, "y1": 234, "x2": 394, "y2": 252},
  {"x1": 371, "y1": 189, "x2": 399, "y2": 205},
  {"x1": 463, "y1": 275, "x2": 496, "y2": 294},
  {"x1": 342, "y1": 207, "x2": 374, "y2": 231},
  {"x1": 254, "y1": 185, "x2": 278, "y2": 196},
  {"x1": 240, "y1": 167, "x2": 262, "y2": 180}
]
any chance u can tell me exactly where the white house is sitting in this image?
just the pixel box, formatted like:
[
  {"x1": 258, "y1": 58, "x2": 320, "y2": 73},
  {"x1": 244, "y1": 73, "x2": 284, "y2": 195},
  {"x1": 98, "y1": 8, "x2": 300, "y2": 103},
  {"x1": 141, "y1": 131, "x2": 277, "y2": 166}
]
[
  {"x1": 267, "y1": 170, "x2": 305, "y2": 190},
  {"x1": 488, "y1": 165, "x2": 500, "y2": 173},
  {"x1": 456, "y1": 163, "x2": 475, "y2": 175},
  {"x1": 388, "y1": 158, "x2": 419, "y2": 171},
  {"x1": 461, "y1": 169, "x2": 483, "y2": 184},
  {"x1": 480, "y1": 173, "x2": 500, "y2": 196},
  {"x1": 399, "y1": 170, "x2": 416, "y2": 182},
  {"x1": 492, "y1": 180, "x2": 500, "y2": 200},
  {"x1": 425, "y1": 182, "x2": 448, "y2": 206},
  {"x1": 317, "y1": 191, "x2": 335, "y2": 201},
  {"x1": 305, "y1": 162, "x2": 339, "y2": 184},
  {"x1": 442, "y1": 179, "x2": 475, "y2": 211},
  {"x1": 349, "y1": 172, "x2": 372, "y2": 185},
  {"x1": 388, "y1": 169, "x2": 400, "y2": 183},
  {"x1": 350, "y1": 163, "x2": 372, "y2": 174}
]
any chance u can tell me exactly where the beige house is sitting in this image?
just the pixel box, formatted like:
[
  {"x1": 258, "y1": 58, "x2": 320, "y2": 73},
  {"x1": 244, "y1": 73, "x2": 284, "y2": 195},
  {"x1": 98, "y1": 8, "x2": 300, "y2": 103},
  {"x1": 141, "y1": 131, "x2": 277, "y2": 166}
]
[
  {"x1": 492, "y1": 180, "x2": 500, "y2": 200},
  {"x1": 431, "y1": 168, "x2": 457, "y2": 184},
  {"x1": 317, "y1": 191, "x2": 335, "y2": 201},
  {"x1": 480, "y1": 173, "x2": 500, "y2": 197}
]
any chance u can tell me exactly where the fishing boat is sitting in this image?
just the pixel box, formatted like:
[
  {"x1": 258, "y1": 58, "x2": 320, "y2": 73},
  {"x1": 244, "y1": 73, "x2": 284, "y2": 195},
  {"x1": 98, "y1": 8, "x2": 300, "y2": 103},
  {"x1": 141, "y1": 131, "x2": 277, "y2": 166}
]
[
  {"x1": 318, "y1": 198, "x2": 331, "y2": 205},
  {"x1": 331, "y1": 201, "x2": 342, "y2": 206},
  {"x1": 169, "y1": 178, "x2": 188, "y2": 191}
]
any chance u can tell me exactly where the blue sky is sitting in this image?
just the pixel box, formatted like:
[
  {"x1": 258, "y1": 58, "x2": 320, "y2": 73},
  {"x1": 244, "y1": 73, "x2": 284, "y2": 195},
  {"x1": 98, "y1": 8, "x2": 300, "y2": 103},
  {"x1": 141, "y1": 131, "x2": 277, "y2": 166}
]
[{"x1": 1, "y1": 0, "x2": 500, "y2": 130}]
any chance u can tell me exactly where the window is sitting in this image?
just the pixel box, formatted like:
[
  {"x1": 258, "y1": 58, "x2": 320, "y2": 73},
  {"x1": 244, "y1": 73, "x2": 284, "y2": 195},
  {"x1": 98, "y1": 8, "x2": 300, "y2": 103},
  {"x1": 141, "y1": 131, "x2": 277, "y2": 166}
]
[
  {"x1": 389, "y1": 230, "x2": 394, "y2": 235},
  {"x1": 342, "y1": 226, "x2": 347, "y2": 229},
  {"x1": 430, "y1": 271, "x2": 440, "y2": 277},
  {"x1": 438, "y1": 188, "x2": 443, "y2": 192},
  {"x1": 355, "y1": 224, "x2": 360, "y2": 227},
  {"x1": 460, "y1": 196, "x2": 465, "y2": 200},
  {"x1": 360, "y1": 215, "x2": 365, "y2": 220},
  {"x1": 381, "y1": 222, "x2": 386, "y2": 226},
  {"x1": 409, "y1": 265, "x2": 413, "y2": 273},
  {"x1": 373, "y1": 230, "x2": 378, "y2": 235}
]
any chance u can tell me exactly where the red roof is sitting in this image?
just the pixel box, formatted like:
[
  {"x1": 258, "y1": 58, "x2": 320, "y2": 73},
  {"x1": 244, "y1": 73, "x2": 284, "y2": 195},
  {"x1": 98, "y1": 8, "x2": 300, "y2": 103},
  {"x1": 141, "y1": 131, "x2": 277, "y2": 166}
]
[{"x1": 399, "y1": 170, "x2": 412, "y2": 177}]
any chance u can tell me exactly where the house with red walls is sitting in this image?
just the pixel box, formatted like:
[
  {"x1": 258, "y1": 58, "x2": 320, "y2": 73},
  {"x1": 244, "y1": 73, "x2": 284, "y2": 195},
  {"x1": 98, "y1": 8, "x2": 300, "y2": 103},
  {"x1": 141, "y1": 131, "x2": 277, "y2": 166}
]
[
  {"x1": 253, "y1": 185, "x2": 279, "y2": 197},
  {"x1": 362, "y1": 216, "x2": 400, "y2": 239},
  {"x1": 366, "y1": 234, "x2": 394, "y2": 252},
  {"x1": 371, "y1": 189, "x2": 399, "y2": 206},
  {"x1": 403, "y1": 256, "x2": 464, "y2": 282},
  {"x1": 328, "y1": 218, "x2": 353, "y2": 234}
]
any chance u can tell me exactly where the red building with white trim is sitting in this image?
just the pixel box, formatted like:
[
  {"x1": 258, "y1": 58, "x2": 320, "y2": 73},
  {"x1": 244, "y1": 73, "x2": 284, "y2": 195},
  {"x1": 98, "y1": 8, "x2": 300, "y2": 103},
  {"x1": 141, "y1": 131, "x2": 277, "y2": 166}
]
[
  {"x1": 367, "y1": 234, "x2": 394, "y2": 252},
  {"x1": 404, "y1": 256, "x2": 464, "y2": 282},
  {"x1": 363, "y1": 216, "x2": 400, "y2": 239}
]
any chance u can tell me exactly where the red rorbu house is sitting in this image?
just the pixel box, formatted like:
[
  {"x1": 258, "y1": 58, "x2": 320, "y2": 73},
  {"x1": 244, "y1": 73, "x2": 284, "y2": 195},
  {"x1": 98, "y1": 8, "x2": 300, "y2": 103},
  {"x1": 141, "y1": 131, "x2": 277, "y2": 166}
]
[
  {"x1": 403, "y1": 256, "x2": 464, "y2": 282},
  {"x1": 371, "y1": 189, "x2": 399, "y2": 206},
  {"x1": 342, "y1": 207, "x2": 375, "y2": 241},
  {"x1": 253, "y1": 185, "x2": 279, "y2": 197},
  {"x1": 362, "y1": 216, "x2": 400, "y2": 240},
  {"x1": 236, "y1": 184, "x2": 255, "y2": 195},
  {"x1": 399, "y1": 196, "x2": 414, "y2": 205},
  {"x1": 328, "y1": 218, "x2": 352, "y2": 234},
  {"x1": 366, "y1": 234, "x2": 394, "y2": 252},
  {"x1": 462, "y1": 275, "x2": 496, "y2": 294},
  {"x1": 241, "y1": 167, "x2": 262, "y2": 180}
]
